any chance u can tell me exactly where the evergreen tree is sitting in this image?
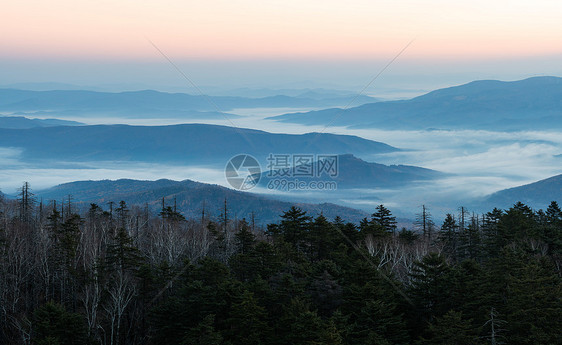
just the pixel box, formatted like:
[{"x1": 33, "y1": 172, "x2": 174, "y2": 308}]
[
  {"x1": 457, "y1": 215, "x2": 481, "y2": 262},
  {"x1": 398, "y1": 228, "x2": 419, "y2": 245},
  {"x1": 341, "y1": 257, "x2": 409, "y2": 344},
  {"x1": 276, "y1": 298, "x2": 329, "y2": 345},
  {"x1": 229, "y1": 241, "x2": 282, "y2": 282},
  {"x1": 159, "y1": 200, "x2": 186, "y2": 222},
  {"x1": 481, "y1": 208, "x2": 504, "y2": 257},
  {"x1": 502, "y1": 251, "x2": 561, "y2": 344},
  {"x1": 309, "y1": 269, "x2": 342, "y2": 317},
  {"x1": 272, "y1": 206, "x2": 311, "y2": 249},
  {"x1": 115, "y1": 200, "x2": 129, "y2": 229},
  {"x1": 1, "y1": 196, "x2": 561, "y2": 345},
  {"x1": 334, "y1": 216, "x2": 360, "y2": 247},
  {"x1": 542, "y1": 201, "x2": 562, "y2": 256},
  {"x1": 234, "y1": 219, "x2": 256, "y2": 254},
  {"x1": 371, "y1": 204, "x2": 397, "y2": 235},
  {"x1": 359, "y1": 216, "x2": 387, "y2": 238},
  {"x1": 32, "y1": 302, "x2": 89, "y2": 345},
  {"x1": 438, "y1": 214, "x2": 458, "y2": 262},
  {"x1": 498, "y1": 202, "x2": 536, "y2": 243},
  {"x1": 181, "y1": 314, "x2": 224, "y2": 345},
  {"x1": 106, "y1": 227, "x2": 142, "y2": 272},
  {"x1": 225, "y1": 290, "x2": 269, "y2": 345},
  {"x1": 545, "y1": 201, "x2": 562, "y2": 222},
  {"x1": 418, "y1": 310, "x2": 477, "y2": 345},
  {"x1": 408, "y1": 253, "x2": 451, "y2": 332},
  {"x1": 309, "y1": 214, "x2": 340, "y2": 261}
]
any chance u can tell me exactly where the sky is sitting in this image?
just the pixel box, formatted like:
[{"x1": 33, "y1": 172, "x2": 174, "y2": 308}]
[
  {"x1": 2, "y1": 0, "x2": 562, "y2": 92},
  {"x1": 1, "y1": 0, "x2": 562, "y2": 217}
]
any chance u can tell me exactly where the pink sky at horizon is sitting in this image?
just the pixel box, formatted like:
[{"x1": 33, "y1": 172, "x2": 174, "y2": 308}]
[{"x1": 3, "y1": 0, "x2": 562, "y2": 61}]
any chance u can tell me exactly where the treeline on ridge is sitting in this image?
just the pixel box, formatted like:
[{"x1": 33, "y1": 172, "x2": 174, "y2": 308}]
[{"x1": 0, "y1": 183, "x2": 560, "y2": 345}]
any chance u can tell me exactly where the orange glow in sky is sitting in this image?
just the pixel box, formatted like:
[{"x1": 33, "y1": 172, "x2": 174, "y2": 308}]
[{"x1": 2, "y1": 0, "x2": 562, "y2": 61}]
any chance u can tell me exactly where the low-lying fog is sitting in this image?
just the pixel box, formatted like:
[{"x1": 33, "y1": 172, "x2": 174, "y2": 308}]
[{"x1": 1, "y1": 108, "x2": 561, "y2": 218}]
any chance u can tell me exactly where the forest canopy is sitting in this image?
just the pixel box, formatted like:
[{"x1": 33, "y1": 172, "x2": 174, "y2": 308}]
[{"x1": 0, "y1": 184, "x2": 560, "y2": 345}]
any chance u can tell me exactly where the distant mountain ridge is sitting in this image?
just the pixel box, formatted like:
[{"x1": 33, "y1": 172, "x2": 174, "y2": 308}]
[
  {"x1": 207, "y1": 87, "x2": 379, "y2": 102},
  {"x1": 0, "y1": 115, "x2": 84, "y2": 129},
  {"x1": 483, "y1": 174, "x2": 562, "y2": 210},
  {"x1": 36, "y1": 178, "x2": 369, "y2": 224},
  {"x1": 258, "y1": 153, "x2": 444, "y2": 189},
  {"x1": 0, "y1": 123, "x2": 397, "y2": 165},
  {"x1": 268, "y1": 76, "x2": 562, "y2": 130},
  {"x1": 0, "y1": 88, "x2": 377, "y2": 118}
]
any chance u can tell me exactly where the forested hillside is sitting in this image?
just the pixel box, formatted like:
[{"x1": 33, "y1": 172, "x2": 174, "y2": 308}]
[
  {"x1": 485, "y1": 174, "x2": 562, "y2": 209},
  {"x1": 36, "y1": 179, "x2": 369, "y2": 224},
  {"x1": 0, "y1": 185, "x2": 560, "y2": 345},
  {"x1": 269, "y1": 76, "x2": 562, "y2": 130}
]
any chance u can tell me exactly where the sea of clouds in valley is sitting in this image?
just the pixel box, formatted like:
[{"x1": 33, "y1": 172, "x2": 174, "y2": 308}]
[{"x1": 1, "y1": 107, "x2": 561, "y2": 218}]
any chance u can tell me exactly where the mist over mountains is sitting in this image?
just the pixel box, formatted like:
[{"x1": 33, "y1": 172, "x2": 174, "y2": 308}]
[
  {"x1": 482, "y1": 173, "x2": 562, "y2": 210},
  {"x1": 0, "y1": 116, "x2": 84, "y2": 129},
  {"x1": 259, "y1": 153, "x2": 444, "y2": 189},
  {"x1": 0, "y1": 123, "x2": 397, "y2": 165},
  {"x1": 270, "y1": 76, "x2": 562, "y2": 130},
  {"x1": 0, "y1": 88, "x2": 377, "y2": 119},
  {"x1": 1, "y1": 76, "x2": 561, "y2": 219}
]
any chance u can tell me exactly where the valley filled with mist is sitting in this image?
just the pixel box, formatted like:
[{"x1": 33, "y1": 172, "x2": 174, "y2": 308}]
[
  {"x1": 3, "y1": 1, "x2": 562, "y2": 344},
  {"x1": 1, "y1": 77, "x2": 561, "y2": 220}
]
